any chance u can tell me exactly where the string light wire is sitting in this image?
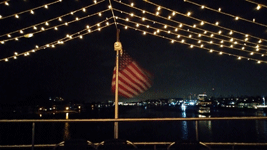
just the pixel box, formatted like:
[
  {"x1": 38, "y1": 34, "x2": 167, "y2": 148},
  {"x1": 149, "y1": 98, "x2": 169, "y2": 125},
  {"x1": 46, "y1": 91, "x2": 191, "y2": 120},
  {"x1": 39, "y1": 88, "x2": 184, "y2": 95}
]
[
  {"x1": 0, "y1": 0, "x2": 62, "y2": 20},
  {"x1": 184, "y1": 0, "x2": 267, "y2": 29},
  {"x1": 0, "y1": 0, "x2": 105, "y2": 39},
  {"x1": 113, "y1": 8, "x2": 267, "y2": 52},
  {"x1": 118, "y1": 22, "x2": 266, "y2": 64},
  {"x1": 117, "y1": 16, "x2": 266, "y2": 56},
  {"x1": 245, "y1": 0, "x2": 267, "y2": 9},
  {"x1": 1, "y1": 9, "x2": 110, "y2": 43},
  {"x1": 140, "y1": 0, "x2": 267, "y2": 44},
  {"x1": 1, "y1": 18, "x2": 114, "y2": 62}
]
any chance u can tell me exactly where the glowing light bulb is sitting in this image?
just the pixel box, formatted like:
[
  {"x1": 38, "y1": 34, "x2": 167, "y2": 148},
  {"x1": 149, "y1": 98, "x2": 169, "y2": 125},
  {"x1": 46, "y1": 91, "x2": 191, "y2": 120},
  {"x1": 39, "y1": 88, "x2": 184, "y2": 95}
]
[
  {"x1": 218, "y1": 8, "x2": 221, "y2": 12},
  {"x1": 218, "y1": 30, "x2": 222, "y2": 34},
  {"x1": 256, "y1": 5, "x2": 261, "y2": 10},
  {"x1": 54, "y1": 27, "x2": 58, "y2": 30},
  {"x1": 5, "y1": 1, "x2": 9, "y2": 6},
  {"x1": 258, "y1": 39, "x2": 262, "y2": 43},
  {"x1": 200, "y1": 21, "x2": 204, "y2": 25},
  {"x1": 235, "y1": 16, "x2": 239, "y2": 20},
  {"x1": 164, "y1": 25, "x2": 167, "y2": 28},
  {"x1": 35, "y1": 45, "x2": 39, "y2": 48},
  {"x1": 210, "y1": 34, "x2": 214, "y2": 37},
  {"x1": 125, "y1": 26, "x2": 128, "y2": 29},
  {"x1": 198, "y1": 34, "x2": 201, "y2": 37},
  {"x1": 209, "y1": 41, "x2": 213, "y2": 44},
  {"x1": 30, "y1": 10, "x2": 34, "y2": 14},
  {"x1": 33, "y1": 26, "x2": 37, "y2": 30},
  {"x1": 229, "y1": 31, "x2": 233, "y2": 35},
  {"x1": 41, "y1": 27, "x2": 45, "y2": 31},
  {"x1": 250, "y1": 52, "x2": 254, "y2": 55},
  {"x1": 58, "y1": 17, "x2": 62, "y2": 21},
  {"x1": 179, "y1": 24, "x2": 183, "y2": 28},
  {"x1": 189, "y1": 35, "x2": 192, "y2": 38},
  {"x1": 131, "y1": 3, "x2": 134, "y2": 7},
  {"x1": 257, "y1": 61, "x2": 261, "y2": 64},
  {"x1": 65, "y1": 22, "x2": 68, "y2": 26},
  {"x1": 242, "y1": 47, "x2": 245, "y2": 50},
  {"x1": 157, "y1": 6, "x2": 161, "y2": 11},
  {"x1": 106, "y1": 22, "x2": 109, "y2": 25},
  {"x1": 20, "y1": 30, "x2": 23, "y2": 34},
  {"x1": 88, "y1": 29, "x2": 91, "y2": 33},
  {"x1": 200, "y1": 44, "x2": 204, "y2": 48},
  {"x1": 1, "y1": 41, "x2": 4, "y2": 44},
  {"x1": 181, "y1": 39, "x2": 185, "y2": 43},
  {"x1": 172, "y1": 12, "x2": 175, "y2": 16},
  {"x1": 198, "y1": 40, "x2": 201, "y2": 43},
  {"x1": 210, "y1": 49, "x2": 213, "y2": 53},
  {"x1": 238, "y1": 57, "x2": 241, "y2": 60},
  {"x1": 136, "y1": 24, "x2": 139, "y2": 27},
  {"x1": 15, "y1": 37, "x2": 18, "y2": 41},
  {"x1": 143, "y1": 32, "x2": 146, "y2": 35},
  {"x1": 99, "y1": 13, "x2": 102, "y2": 16},
  {"x1": 143, "y1": 10, "x2": 146, "y2": 14},
  {"x1": 187, "y1": 12, "x2": 191, "y2": 16},
  {"x1": 215, "y1": 22, "x2": 219, "y2": 25},
  {"x1": 79, "y1": 35, "x2": 83, "y2": 39},
  {"x1": 126, "y1": 18, "x2": 129, "y2": 21},
  {"x1": 177, "y1": 35, "x2": 180, "y2": 38},
  {"x1": 15, "y1": 14, "x2": 19, "y2": 18},
  {"x1": 5, "y1": 58, "x2": 8, "y2": 62},
  {"x1": 97, "y1": 23, "x2": 100, "y2": 27},
  {"x1": 44, "y1": 5, "x2": 48, "y2": 9},
  {"x1": 175, "y1": 28, "x2": 178, "y2": 32},
  {"x1": 83, "y1": 8, "x2": 86, "y2": 12},
  {"x1": 7, "y1": 34, "x2": 11, "y2": 37},
  {"x1": 45, "y1": 22, "x2": 49, "y2": 26},
  {"x1": 201, "y1": 5, "x2": 205, "y2": 9},
  {"x1": 76, "y1": 17, "x2": 79, "y2": 20},
  {"x1": 190, "y1": 45, "x2": 194, "y2": 48},
  {"x1": 219, "y1": 52, "x2": 223, "y2": 55},
  {"x1": 14, "y1": 56, "x2": 17, "y2": 59},
  {"x1": 156, "y1": 12, "x2": 159, "y2": 15},
  {"x1": 0, "y1": 15, "x2": 2, "y2": 19}
]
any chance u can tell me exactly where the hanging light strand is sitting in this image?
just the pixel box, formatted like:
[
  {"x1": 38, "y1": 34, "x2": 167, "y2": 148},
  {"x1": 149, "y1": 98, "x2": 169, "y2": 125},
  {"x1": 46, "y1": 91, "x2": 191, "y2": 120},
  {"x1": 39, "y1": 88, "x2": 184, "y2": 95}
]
[
  {"x1": 113, "y1": 0, "x2": 267, "y2": 49},
  {"x1": 245, "y1": 0, "x2": 267, "y2": 9},
  {"x1": 184, "y1": 0, "x2": 267, "y2": 29},
  {"x1": 0, "y1": 0, "x2": 105, "y2": 39},
  {"x1": 0, "y1": 0, "x2": 62, "y2": 20},
  {"x1": 0, "y1": 19, "x2": 114, "y2": 62},
  {"x1": 118, "y1": 22, "x2": 266, "y2": 64},
  {"x1": 117, "y1": 16, "x2": 266, "y2": 56},
  {"x1": 138, "y1": 0, "x2": 267, "y2": 44},
  {"x1": 113, "y1": 8, "x2": 267, "y2": 52},
  {"x1": 0, "y1": 0, "x2": 10, "y2": 5},
  {"x1": 0, "y1": 9, "x2": 110, "y2": 43}
]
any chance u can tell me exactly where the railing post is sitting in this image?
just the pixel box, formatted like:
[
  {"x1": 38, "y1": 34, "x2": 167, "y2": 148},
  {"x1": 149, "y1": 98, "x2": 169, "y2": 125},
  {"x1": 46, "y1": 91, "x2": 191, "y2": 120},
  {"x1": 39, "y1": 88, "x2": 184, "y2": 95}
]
[
  {"x1": 195, "y1": 120, "x2": 199, "y2": 142},
  {"x1": 32, "y1": 122, "x2": 35, "y2": 150}
]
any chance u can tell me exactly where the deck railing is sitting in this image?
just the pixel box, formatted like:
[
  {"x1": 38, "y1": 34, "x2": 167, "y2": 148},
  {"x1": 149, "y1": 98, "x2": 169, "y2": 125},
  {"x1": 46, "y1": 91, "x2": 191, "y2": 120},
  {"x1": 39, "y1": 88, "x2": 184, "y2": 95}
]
[{"x1": 1, "y1": 117, "x2": 267, "y2": 150}]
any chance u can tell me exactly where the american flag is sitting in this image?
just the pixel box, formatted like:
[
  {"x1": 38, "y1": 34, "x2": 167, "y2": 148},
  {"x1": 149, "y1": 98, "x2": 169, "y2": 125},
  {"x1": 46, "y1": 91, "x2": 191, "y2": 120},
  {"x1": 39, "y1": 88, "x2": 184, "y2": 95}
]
[{"x1": 111, "y1": 52, "x2": 153, "y2": 98}]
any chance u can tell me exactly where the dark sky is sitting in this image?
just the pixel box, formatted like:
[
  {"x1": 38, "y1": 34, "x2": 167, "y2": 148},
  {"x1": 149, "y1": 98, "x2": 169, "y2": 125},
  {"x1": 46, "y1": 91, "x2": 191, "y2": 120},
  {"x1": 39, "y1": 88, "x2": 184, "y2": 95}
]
[{"x1": 0, "y1": 0, "x2": 267, "y2": 103}]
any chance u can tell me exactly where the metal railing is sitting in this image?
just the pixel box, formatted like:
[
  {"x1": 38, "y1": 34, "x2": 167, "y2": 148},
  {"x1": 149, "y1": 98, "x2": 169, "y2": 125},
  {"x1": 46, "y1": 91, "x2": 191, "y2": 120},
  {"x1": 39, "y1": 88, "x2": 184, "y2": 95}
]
[{"x1": 1, "y1": 117, "x2": 267, "y2": 150}]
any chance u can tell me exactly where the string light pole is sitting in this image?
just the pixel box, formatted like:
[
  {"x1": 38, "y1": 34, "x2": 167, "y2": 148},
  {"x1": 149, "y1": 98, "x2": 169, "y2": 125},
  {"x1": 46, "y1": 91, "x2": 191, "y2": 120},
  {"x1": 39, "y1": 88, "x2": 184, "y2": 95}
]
[{"x1": 114, "y1": 29, "x2": 122, "y2": 139}]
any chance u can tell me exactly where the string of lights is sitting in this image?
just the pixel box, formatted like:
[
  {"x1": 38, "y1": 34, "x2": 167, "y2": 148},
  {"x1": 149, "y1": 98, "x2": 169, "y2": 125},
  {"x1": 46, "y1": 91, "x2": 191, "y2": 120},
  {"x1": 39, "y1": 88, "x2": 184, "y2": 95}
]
[
  {"x1": 0, "y1": 0, "x2": 105, "y2": 39},
  {"x1": 0, "y1": 0, "x2": 62, "y2": 20},
  {"x1": 116, "y1": 17, "x2": 266, "y2": 58},
  {"x1": 184, "y1": 0, "x2": 267, "y2": 28},
  {"x1": 117, "y1": 22, "x2": 265, "y2": 64},
  {"x1": 113, "y1": 8, "x2": 267, "y2": 53},
  {"x1": 140, "y1": 0, "x2": 267, "y2": 44},
  {"x1": 0, "y1": 8, "x2": 110, "y2": 44},
  {"x1": 245, "y1": 0, "x2": 267, "y2": 9},
  {"x1": 1, "y1": 18, "x2": 114, "y2": 62},
  {"x1": 114, "y1": 0, "x2": 267, "y2": 49},
  {"x1": 0, "y1": 0, "x2": 10, "y2": 5}
]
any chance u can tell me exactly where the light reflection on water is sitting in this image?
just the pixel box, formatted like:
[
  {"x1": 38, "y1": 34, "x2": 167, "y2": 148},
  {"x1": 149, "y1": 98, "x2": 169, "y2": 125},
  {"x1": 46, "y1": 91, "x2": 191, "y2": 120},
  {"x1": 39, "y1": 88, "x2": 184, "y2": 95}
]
[
  {"x1": 64, "y1": 113, "x2": 70, "y2": 140},
  {"x1": 181, "y1": 111, "x2": 188, "y2": 140}
]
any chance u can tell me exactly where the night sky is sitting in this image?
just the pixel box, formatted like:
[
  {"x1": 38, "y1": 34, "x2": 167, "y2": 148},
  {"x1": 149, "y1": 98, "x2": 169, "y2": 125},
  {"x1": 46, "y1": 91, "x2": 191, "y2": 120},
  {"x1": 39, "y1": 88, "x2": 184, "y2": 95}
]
[{"x1": 0, "y1": 0, "x2": 267, "y2": 103}]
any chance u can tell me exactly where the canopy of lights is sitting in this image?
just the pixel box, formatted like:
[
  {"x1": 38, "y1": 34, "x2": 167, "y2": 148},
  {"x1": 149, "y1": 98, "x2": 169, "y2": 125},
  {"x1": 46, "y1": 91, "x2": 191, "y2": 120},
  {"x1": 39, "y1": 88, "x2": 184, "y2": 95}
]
[{"x1": 0, "y1": 0, "x2": 267, "y2": 64}]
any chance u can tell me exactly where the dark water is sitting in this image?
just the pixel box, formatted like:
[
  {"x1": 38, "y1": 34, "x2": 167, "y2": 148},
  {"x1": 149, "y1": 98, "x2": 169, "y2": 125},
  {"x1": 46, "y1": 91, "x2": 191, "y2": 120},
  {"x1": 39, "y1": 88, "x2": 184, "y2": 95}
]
[{"x1": 0, "y1": 106, "x2": 267, "y2": 146}]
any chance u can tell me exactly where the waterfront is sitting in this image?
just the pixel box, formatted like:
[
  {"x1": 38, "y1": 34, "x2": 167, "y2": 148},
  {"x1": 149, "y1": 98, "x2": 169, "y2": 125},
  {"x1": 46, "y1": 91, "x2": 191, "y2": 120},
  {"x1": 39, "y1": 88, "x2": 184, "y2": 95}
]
[{"x1": 1, "y1": 106, "x2": 267, "y2": 149}]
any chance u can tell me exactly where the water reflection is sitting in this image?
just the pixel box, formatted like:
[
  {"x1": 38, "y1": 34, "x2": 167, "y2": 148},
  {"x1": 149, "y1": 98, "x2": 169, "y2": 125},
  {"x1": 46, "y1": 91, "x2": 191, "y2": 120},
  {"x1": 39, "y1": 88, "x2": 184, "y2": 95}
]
[
  {"x1": 64, "y1": 113, "x2": 70, "y2": 140},
  {"x1": 181, "y1": 111, "x2": 188, "y2": 140}
]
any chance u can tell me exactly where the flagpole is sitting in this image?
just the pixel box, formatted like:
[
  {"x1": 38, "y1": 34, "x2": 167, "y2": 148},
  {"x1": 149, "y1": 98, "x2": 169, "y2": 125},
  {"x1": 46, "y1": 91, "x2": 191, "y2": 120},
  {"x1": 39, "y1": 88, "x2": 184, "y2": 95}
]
[{"x1": 114, "y1": 29, "x2": 121, "y2": 139}]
